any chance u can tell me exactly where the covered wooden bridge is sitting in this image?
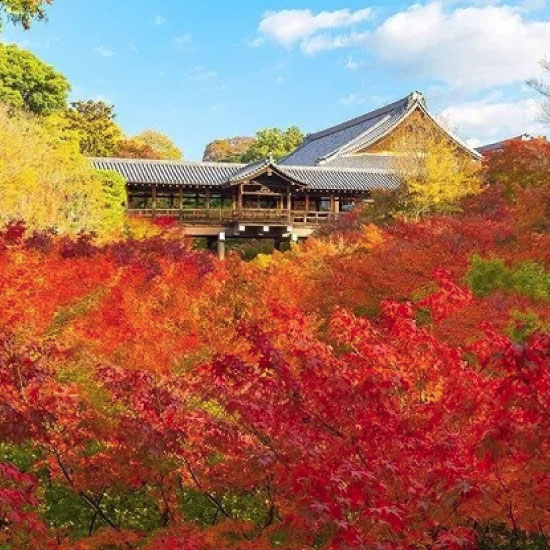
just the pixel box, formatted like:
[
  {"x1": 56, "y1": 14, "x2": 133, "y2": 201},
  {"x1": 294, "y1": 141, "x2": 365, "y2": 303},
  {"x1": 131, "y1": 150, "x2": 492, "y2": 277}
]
[
  {"x1": 92, "y1": 92, "x2": 481, "y2": 256},
  {"x1": 92, "y1": 156, "x2": 399, "y2": 256}
]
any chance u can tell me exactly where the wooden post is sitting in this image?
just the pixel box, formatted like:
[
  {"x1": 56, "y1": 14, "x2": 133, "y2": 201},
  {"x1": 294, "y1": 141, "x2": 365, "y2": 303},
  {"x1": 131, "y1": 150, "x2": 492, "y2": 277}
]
[
  {"x1": 205, "y1": 188, "x2": 210, "y2": 220},
  {"x1": 329, "y1": 193, "x2": 335, "y2": 214},
  {"x1": 238, "y1": 185, "x2": 243, "y2": 213},
  {"x1": 334, "y1": 196, "x2": 340, "y2": 215},
  {"x1": 152, "y1": 184, "x2": 157, "y2": 218},
  {"x1": 178, "y1": 187, "x2": 183, "y2": 221},
  {"x1": 305, "y1": 193, "x2": 310, "y2": 223},
  {"x1": 287, "y1": 187, "x2": 292, "y2": 222}
]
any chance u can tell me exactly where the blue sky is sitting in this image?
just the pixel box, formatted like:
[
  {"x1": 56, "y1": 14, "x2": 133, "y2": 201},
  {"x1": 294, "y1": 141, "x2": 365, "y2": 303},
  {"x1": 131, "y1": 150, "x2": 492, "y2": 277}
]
[{"x1": 2, "y1": 0, "x2": 550, "y2": 159}]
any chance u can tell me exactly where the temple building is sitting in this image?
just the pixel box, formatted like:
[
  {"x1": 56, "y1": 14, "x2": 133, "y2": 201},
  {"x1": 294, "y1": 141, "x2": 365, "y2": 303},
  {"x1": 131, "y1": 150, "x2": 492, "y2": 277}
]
[{"x1": 92, "y1": 91, "x2": 481, "y2": 256}]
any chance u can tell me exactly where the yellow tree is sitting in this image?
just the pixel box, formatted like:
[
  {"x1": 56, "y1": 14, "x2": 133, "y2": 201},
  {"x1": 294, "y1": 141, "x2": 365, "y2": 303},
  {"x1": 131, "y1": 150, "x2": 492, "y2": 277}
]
[
  {"x1": 391, "y1": 116, "x2": 482, "y2": 219},
  {"x1": 132, "y1": 129, "x2": 183, "y2": 160},
  {"x1": 0, "y1": 105, "x2": 125, "y2": 238}
]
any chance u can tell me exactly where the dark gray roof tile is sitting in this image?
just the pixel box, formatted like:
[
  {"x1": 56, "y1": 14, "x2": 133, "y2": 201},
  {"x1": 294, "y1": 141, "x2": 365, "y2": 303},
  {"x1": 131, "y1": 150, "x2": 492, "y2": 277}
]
[
  {"x1": 91, "y1": 158, "x2": 244, "y2": 186},
  {"x1": 323, "y1": 154, "x2": 396, "y2": 171},
  {"x1": 280, "y1": 165, "x2": 400, "y2": 191},
  {"x1": 280, "y1": 94, "x2": 414, "y2": 166},
  {"x1": 90, "y1": 157, "x2": 400, "y2": 193}
]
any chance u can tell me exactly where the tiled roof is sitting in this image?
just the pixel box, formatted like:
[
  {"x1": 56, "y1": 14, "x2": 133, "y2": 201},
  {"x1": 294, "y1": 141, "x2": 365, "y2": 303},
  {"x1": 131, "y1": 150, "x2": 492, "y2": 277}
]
[
  {"x1": 279, "y1": 90, "x2": 482, "y2": 166},
  {"x1": 323, "y1": 154, "x2": 396, "y2": 171},
  {"x1": 91, "y1": 158, "x2": 244, "y2": 186},
  {"x1": 90, "y1": 157, "x2": 400, "y2": 193},
  {"x1": 280, "y1": 94, "x2": 413, "y2": 166},
  {"x1": 228, "y1": 157, "x2": 272, "y2": 182},
  {"x1": 476, "y1": 134, "x2": 539, "y2": 154},
  {"x1": 280, "y1": 165, "x2": 399, "y2": 191}
]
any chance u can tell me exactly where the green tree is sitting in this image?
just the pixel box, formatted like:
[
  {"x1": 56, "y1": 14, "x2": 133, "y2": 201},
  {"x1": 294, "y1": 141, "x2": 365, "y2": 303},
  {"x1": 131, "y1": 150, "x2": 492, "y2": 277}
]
[
  {"x1": 0, "y1": 0, "x2": 51, "y2": 30},
  {"x1": 60, "y1": 100, "x2": 122, "y2": 157},
  {"x1": 133, "y1": 129, "x2": 182, "y2": 160},
  {"x1": 241, "y1": 126, "x2": 304, "y2": 162},
  {"x1": 94, "y1": 169, "x2": 127, "y2": 233},
  {"x1": 0, "y1": 44, "x2": 69, "y2": 115}
]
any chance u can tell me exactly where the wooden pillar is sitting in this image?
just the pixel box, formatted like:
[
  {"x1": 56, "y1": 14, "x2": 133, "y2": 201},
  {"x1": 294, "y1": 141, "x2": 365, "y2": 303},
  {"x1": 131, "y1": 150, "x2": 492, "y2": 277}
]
[
  {"x1": 238, "y1": 185, "x2": 243, "y2": 211},
  {"x1": 178, "y1": 187, "x2": 183, "y2": 220},
  {"x1": 205, "y1": 188, "x2": 210, "y2": 210},
  {"x1": 329, "y1": 193, "x2": 335, "y2": 214},
  {"x1": 151, "y1": 184, "x2": 157, "y2": 218},
  {"x1": 305, "y1": 194, "x2": 310, "y2": 213},
  {"x1": 287, "y1": 187, "x2": 292, "y2": 222},
  {"x1": 334, "y1": 195, "x2": 340, "y2": 214}
]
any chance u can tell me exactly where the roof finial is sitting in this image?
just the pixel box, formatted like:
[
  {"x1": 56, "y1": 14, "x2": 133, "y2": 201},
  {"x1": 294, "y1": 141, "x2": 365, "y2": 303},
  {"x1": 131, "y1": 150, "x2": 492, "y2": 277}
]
[{"x1": 409, "y1": 91, "x2": 425, "y2": 106}]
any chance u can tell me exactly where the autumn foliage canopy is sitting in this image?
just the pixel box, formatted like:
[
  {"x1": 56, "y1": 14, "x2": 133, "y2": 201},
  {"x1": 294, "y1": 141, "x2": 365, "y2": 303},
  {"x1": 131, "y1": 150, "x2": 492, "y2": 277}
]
[{"x1": 1, "y1": 144, "x2": 550, "y2": 549}]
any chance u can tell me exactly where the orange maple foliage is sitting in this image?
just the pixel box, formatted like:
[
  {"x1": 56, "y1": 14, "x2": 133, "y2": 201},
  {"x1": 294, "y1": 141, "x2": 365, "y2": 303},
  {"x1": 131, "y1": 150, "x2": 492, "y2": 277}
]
[{"x1": 1, "y1": 182, "x2": 550, "y2": 549}]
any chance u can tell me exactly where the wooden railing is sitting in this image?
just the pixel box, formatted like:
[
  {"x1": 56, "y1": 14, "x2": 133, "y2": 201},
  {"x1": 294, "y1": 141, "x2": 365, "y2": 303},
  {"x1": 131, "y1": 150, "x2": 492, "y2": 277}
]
[{"x1": 129, "y1": 208, "x2": 338, "y2": 226}]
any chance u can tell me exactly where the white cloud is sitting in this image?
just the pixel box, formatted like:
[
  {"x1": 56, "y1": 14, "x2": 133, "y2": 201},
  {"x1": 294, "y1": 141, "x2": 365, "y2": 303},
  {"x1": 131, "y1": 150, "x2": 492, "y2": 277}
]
[
  {"x1": 255, "y1": 2, "x2": 550, "y2": 89},
  {"x1": 465, "y1": 137, "x2": 483, "y2": 148},
  {"x1": 94, "y1": 46, "x2": 114, "y2": 58},
  {"x1": 440, "y1": 97, "x2": 546, "y2": 143},
  {"x1": 370, "y1": 2, "x2": 550, "y2": 88},
  {"x1": 258, "y1": 8, "x2": 373, "y2": 54},
  {"x1": 173, "y1": 33, "x2": 192, "y2": 51},
  {"x1": 154, "y1": 15, "x2": 167, "y2": 26}
]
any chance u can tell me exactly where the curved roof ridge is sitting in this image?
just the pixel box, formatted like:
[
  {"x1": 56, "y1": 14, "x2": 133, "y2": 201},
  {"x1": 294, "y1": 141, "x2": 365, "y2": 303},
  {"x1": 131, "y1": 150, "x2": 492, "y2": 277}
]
[
  {"x1": 414, "y1": 104, "x2": 483, "y2": 159},
  {"x1": 91, "y1": 157, "x2": 247, "y2": 168},
  {"x1": 316, "y1": 111, "x2": 397, "y2": 164},
  {"x1": 305, "y1": 93, "x2": 413, "y2": 142},
  {"x1": 279, "y1": 92, "x2": 425, "y2": 166},
  {"x1": 321, "y1": 100, "x2": 482, "y2": 162}
]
